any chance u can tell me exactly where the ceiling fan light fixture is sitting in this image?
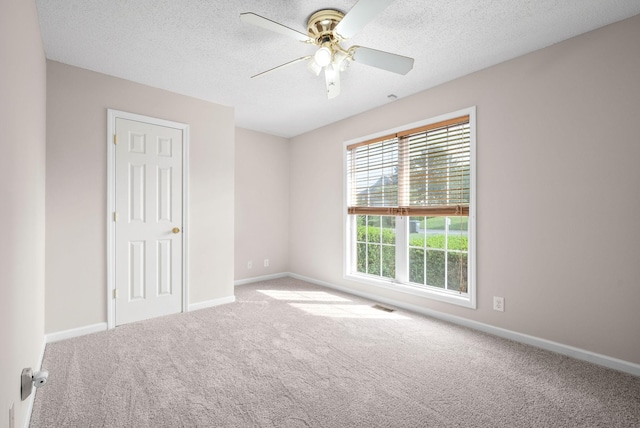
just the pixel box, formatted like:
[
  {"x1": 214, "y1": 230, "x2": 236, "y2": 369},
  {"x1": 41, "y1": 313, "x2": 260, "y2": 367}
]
[
  {"x1": 307, "y1": 59, "x2": 323, "y2": 76},
  {"x1": 314, "y1": 46, "x2": 333, "y2": 67},
  {"x1": 333, "y1": 50, "x2": 349, "y2": 71}
]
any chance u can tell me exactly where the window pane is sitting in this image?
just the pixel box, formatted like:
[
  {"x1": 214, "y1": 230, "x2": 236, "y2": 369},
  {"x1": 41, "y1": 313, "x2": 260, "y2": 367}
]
[
  {"x1": 448, "y1": 235, "x2": 468, "y2": 251},
  {"x1": 409, "y1": 248, "x2": 424, "y2": 284},
  {"x1": 409, "y1": 216, "x2": 425, "y2": 256},
  {"x1": 425, "y1": 217, "x2": 445, "y2": 250},
  {"x1": 409, "y1": 216, "x2": 423, "y2": 238},
  {"x1": 366, "y1": 216, "x2": 380, "y2": 243},
  {"x1": 357, "y1": 243, "x2": 367, "y2": 273},
  {"x1": 426, "y1": 249, "x2": 445, "y2": 288},
  {"x1": 448, "y1": 217, "x2": 468, "y2": 251},
  {"x1": 348, "y1": 139, "x2": 398, "y2": 208},
  {"x1": 381, "y1": 216, "x2": 396, "y2": 244},
  {"x1": 447, "y1": 252, "x2": 468, "y2": 292},
  {"x1": 356, "y1": 215, "x2": 367, "y2": 242},
  {"x1": 367, "y1": 243, "x2": 380, "y2": 275},
  {"x1": 425, "y1": 216, "x2": 444, "y2": 230},
  {"x1": 406, "y1": 121, "x2": 470, "y2": 207},
  {"x1": 409, "y1": 234, "x2": 424, "y2": 248},
  {"x1": 381, "y1": 245, "x2": 395, "y2": 278},
  {"x1": 426, "y1": 234, "x2": 445, "y2": 250},
  {"x1": 368, "y1": 216, "x2": 381, "y2": 228}
]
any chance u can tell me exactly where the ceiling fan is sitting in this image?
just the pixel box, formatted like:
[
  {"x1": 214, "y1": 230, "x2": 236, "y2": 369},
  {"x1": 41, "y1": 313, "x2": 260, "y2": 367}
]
[{"x1": 240, "y1": 0, "x2": 414, "y2": 99}]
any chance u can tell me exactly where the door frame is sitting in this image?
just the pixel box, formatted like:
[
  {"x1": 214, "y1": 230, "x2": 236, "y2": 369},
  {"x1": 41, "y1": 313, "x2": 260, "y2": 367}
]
[{"x1": 106, "y1": 109, "x2": 190, "y2": 329}]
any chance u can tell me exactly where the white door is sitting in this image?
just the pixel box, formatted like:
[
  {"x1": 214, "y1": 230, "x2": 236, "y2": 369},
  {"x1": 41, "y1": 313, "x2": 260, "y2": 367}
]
[{"x1": 114, "y1": 118, "x2": 183, "y2": 325}]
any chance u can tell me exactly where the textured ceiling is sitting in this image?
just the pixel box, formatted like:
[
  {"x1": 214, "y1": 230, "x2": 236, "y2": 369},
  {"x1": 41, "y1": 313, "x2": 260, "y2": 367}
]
[{"x1": 35, "y1": 0, "x2": 640, "y2": 138}]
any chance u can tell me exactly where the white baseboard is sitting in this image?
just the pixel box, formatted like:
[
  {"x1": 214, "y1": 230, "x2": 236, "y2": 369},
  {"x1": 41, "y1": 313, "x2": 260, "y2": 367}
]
[
  {"x1": 44, "y1": 295, "x2": 238, "y2": 342},
  {"x1": 188, "y1": 295, "x2": 235, "y2": 312},
  {"x1": 288, "y1": 273, "x2": 640, "y2": 377},
  {"x1": 234, "y1": 272, "x2": 289, "y2": 286},
  {"x1": 45, "y1": 322, "x2": 108, "y2": 344}
]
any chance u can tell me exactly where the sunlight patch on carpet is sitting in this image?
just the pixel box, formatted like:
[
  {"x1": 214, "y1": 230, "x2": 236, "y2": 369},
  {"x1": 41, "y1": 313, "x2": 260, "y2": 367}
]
[
  {"x1": 258, "y1": 290, "x2": 351, "y2": 302},
  {"x1": 289, "y1": 303, "x2": 410, "y2": 319}
]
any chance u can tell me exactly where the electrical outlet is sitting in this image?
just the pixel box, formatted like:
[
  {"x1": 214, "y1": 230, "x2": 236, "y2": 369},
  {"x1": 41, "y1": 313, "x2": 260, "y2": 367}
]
[
  {"x1": 264, "y1": 259, "x2": 269, "y2": 267},
  {"x1": 247, "y1": 261, "x2": 252, "y2": 269},
  {"x1": 9, "y1": 402, "x2": 14, "y2": 428},
  {"x1": 493, "y1": 296, "x2": 505, "y2": 312}
]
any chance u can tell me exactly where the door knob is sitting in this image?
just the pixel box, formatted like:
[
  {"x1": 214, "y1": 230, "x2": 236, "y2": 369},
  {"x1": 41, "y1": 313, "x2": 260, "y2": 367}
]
[{"x1": 172, "y1": 227, "x2": 180, "y2": 234}]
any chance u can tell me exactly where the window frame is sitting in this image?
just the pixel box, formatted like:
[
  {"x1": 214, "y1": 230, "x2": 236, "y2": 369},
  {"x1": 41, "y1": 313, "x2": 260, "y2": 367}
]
[{"x1": 343, "y1": 107, "x2": 477, "y2": 309}]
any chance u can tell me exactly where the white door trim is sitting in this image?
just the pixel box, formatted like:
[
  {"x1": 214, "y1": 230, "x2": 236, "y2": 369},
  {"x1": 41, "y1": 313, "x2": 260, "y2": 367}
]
[{"x1": 106, "y1": 109, "x2": 190, "y2": 329}]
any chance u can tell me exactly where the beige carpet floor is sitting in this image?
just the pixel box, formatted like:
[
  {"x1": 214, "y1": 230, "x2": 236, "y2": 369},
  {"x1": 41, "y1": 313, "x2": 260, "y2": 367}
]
[{"x1": 31, "y1": 277, "x2": 640, "y2": 427}]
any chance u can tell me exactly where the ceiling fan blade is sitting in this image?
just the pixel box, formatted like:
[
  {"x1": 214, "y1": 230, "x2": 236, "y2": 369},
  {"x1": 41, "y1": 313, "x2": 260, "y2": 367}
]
[
  {"x1": 334, "y1": 0, "x2": 395, "y2": 40},
  {"x1": 240, "y1": 12, "x2": 313, "y2": 43},
  {"x1": 325, "y1": 65, "x2": 341, "y2": 99},
  {"x1": 351, "y1": 46, "x2": 414, "y2": 75},
  {"x1": 251, "y1": 56, "x2": 312, "y2": 79}
]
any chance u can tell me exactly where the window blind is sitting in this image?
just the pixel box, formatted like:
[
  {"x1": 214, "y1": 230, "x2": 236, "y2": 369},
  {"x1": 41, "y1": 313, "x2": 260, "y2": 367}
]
[{"x1": 347, "y1": 115, "x2": 470, "y2": 216}]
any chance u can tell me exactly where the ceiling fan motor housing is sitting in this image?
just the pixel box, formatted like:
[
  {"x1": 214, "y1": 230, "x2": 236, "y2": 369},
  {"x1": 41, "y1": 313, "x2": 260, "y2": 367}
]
[{"x1": 307, "y1": 9, "x2": 344, "y2": 45}]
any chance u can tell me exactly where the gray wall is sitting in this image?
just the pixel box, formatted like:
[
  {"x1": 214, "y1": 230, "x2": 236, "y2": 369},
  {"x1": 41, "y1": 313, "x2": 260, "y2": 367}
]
[
  {"x1": 0, "y1": 1, "x2": 47, "y2": 427},
  {"x1": 45, "y1": 61, "x2": 235, "y2": 333},
  {"x1": 235, "y1": 128, "x2": 290, "y2": 281},
  {"x1": 288, "y1": 14, "x2": 640, "y2": 365}
]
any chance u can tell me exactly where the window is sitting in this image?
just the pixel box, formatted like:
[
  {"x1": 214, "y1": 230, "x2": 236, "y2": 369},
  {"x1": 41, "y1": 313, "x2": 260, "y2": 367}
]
[{"x1": 344, "y1": 108, "x2": 476, "y2": 308}]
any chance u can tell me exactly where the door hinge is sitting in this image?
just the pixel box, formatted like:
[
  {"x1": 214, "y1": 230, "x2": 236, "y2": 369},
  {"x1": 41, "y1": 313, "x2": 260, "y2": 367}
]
[
  {"x1": 113, "y1": 134, "x2": 118, "y2": 145},
  {"x1": 113, "y1": 289, "x2": 118, "y2": 299},
  {"x1": 113, "y1": 212, "x2": 118, "y2": 222}
]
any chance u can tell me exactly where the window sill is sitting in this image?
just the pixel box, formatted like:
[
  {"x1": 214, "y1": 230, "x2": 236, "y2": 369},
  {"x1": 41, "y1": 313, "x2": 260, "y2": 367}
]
[{"x1": 344, "y1": 273, "x2": 476, "y2": 309}]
